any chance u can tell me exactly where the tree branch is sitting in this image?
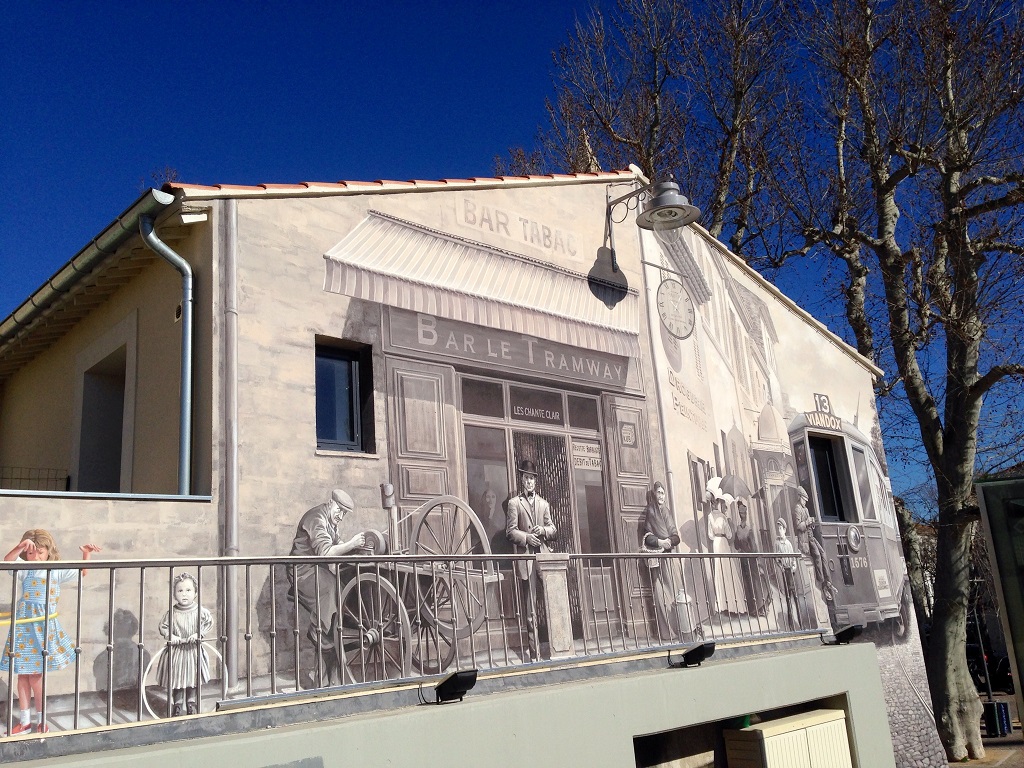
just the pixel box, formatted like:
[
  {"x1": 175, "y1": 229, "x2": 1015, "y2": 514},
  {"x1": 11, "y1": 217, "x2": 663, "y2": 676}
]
[{"x1": 969, "y1": 363, "x2": 1024, "y2": 401}]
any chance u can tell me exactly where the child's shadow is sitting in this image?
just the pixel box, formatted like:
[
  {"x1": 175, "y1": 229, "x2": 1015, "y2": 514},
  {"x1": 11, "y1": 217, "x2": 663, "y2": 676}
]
[{"x1": 92, "y1": 608, "x2": 150, "y2": 710}]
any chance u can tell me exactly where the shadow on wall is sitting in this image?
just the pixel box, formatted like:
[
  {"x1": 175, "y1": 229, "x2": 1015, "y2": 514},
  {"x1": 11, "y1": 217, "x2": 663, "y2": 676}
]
[
  {"x1": 92, "y1": 608, "x2": 150, "y2": 710},
  {"x1": 255, "y1": 570, "x2": 308, "y2": 690}
]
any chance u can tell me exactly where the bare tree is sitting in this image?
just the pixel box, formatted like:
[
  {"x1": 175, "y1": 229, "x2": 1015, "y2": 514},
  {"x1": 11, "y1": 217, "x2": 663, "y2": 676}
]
[
  {"x1": 517, "y1": 2, "x2": 1024, "y2": 755},
  {"x1": 502, "y1": 0, "x2": 790, "y2": 260},
  {"x1": 780, "y1": 0, "x2": 1024, "y2": 758}
]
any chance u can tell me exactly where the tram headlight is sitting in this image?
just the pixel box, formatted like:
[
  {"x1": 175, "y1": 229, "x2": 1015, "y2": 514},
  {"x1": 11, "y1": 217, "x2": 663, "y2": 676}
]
[{"x1": 846, "y1": 525, "x2": 863, "y2": 553}]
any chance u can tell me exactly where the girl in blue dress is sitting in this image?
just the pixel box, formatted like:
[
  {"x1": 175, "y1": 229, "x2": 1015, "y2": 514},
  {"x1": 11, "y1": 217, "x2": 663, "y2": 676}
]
[{"x1": 1, "y1": 530, "x2": 101, "y2": 735}]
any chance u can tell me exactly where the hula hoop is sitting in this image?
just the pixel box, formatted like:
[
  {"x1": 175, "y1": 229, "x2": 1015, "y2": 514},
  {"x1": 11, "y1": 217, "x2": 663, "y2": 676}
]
[
  {"x1": 0, "y1": 612, "x2": 59, "y2": 627},
  {"x1": 141, "y1": 642, "x2": 222, "y2": 720}
]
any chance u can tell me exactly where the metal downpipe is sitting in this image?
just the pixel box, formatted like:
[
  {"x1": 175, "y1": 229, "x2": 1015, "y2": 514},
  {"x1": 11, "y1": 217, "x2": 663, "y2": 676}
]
[
  {"x1": 223, "y1": 199, "x2": 240, "y2": 688},
  {"x1": 139, "y1": 216, "x2": 193, "y2": 495}
]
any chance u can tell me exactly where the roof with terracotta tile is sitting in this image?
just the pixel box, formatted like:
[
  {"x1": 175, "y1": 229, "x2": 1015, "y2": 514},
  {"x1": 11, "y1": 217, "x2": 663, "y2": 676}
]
[{"x1": 163, "y1": 170, "x2": 641, "y2": 199}]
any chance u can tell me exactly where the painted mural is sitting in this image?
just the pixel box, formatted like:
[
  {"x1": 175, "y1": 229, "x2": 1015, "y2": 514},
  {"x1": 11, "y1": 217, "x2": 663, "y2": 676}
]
[{"x1": 641, "y1": 224, "x2": 942, "y2": 767}]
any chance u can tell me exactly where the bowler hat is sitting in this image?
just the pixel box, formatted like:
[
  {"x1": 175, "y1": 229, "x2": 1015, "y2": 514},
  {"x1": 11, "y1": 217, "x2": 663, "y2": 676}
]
[{"x1": 517, "y1": 459, "x2": 538, "y2": 476}]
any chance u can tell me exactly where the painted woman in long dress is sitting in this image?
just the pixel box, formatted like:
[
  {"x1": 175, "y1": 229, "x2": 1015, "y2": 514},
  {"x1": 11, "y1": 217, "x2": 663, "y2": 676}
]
[
  {"x1": 642, "y1": 481, "x2": 681, "y2": 641},
  {"x1": 157, "y1": 573, "x2": 214, "y2": 716},
  {"x1": 706, "y1": 489, "x2": 744, "y2": 615}
]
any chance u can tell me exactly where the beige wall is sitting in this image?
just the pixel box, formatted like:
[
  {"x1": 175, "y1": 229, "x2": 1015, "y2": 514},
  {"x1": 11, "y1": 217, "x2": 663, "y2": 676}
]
[
  {"x1": 0, "y1": 495, "x2": 216, "y2": 696},
  {"x1": 0, "y1": 221, "x2": 214, "y2": 497},
  {"x1": 27, "y1": 643, "x2": 895, "y2": 768}
]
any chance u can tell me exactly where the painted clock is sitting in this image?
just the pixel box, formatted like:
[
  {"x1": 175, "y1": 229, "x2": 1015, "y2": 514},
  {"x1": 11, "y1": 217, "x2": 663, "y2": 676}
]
[{"x1": 656, "y1": 278, "x2": 696, "y2": 340}]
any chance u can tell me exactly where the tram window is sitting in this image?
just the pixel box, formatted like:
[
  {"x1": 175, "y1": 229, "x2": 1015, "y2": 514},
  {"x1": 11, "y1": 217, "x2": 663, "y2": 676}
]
[
  {"x1": 568, "y1": 395, "x2": 600, "y2": 431},
  {"x1": 852, "y1": 447, "x2": 878, "y2": 520},
  {"x1": 462, "y1": 378, "x2": 505, "y2": 418},
  {"x1": 808, "y1": 435, "x2": 853, "y2": 522}
]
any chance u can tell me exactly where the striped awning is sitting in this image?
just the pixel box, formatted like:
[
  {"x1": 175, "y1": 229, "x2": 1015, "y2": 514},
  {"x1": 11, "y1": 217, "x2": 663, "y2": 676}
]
[{"x1": 323, "y1": 211, "x2": 641, "y2": 357}]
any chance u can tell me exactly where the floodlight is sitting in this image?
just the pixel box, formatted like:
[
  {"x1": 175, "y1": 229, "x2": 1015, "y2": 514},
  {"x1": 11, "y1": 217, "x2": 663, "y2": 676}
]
[
  {"x1": 667, "y1": 641, "x2": 716, "y2": 668},
  {"x1": 434, "y1": 669, "x2": 478, "y2": 704},
  {"x1": 831, "y1": 625, "x2": 863, "y2": 645}
]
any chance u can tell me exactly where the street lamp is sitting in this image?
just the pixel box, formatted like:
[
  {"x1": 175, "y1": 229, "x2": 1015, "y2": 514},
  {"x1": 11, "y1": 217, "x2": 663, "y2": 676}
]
[{"x1": 606, "y1": 178, "x2": 700, "y2": 271}]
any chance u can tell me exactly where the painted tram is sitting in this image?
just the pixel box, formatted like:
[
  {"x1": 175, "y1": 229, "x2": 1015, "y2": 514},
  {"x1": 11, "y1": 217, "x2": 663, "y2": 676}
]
[{"x1": 787, "y1": 394, "x2": 910, "y2": 639}]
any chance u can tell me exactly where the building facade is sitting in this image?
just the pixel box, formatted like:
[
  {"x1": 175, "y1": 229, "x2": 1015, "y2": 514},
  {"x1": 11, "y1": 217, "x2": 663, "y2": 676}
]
[{"x1": 0, "y1": 171, "x2": 944, "y2": 765}]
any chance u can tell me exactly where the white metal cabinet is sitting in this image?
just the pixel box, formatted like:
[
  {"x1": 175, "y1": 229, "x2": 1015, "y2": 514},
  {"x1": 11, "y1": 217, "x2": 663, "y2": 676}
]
[{"x1": 724, "y1": 709, "x2": 853, "y2": 768}]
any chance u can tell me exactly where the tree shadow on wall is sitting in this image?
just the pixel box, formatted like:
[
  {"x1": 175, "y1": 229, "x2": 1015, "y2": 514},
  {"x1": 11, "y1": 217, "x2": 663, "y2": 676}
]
[{"x1": 92, "y1": 608, "x2": 150, "y2": 711}]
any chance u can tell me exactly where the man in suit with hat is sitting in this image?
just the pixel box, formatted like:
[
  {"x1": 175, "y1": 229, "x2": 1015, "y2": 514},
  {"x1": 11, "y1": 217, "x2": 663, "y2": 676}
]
[{"x1": 506, "y1": 459, "x2": 557, "y2": 660}]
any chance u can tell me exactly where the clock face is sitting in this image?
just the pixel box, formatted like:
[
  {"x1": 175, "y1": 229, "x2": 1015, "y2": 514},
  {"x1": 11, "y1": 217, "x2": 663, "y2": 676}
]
[{"x1": 656, "y1": 279, "x2": 696, "y2": 339}]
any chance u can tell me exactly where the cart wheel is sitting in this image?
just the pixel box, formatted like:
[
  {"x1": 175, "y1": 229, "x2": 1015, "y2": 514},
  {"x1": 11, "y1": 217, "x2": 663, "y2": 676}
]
[
  {"x1": 410, "y1": 612, "x2": 457, "y2": 675},
  {"x1": 338, "y1": 573, "x2": 412, "y2": 685},
  {"x1": 409, "y1": 496, "x2": 494, "y2": 639},
  {"x1": 409, "y1": 495, "x2": 492, "y2": 559}
]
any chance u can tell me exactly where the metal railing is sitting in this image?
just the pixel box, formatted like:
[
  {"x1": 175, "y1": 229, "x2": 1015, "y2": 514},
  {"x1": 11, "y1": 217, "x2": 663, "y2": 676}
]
[
  {"x1": 0, "y1": 549, "x2": 820, "y2": 738},
  {"x1": 0, "y1": 466, "x2": 70, "y2": 491}
]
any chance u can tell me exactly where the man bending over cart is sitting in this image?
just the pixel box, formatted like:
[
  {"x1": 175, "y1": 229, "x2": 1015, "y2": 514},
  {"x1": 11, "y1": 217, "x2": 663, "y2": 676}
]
[{"x1": 289, "y1": 489, "x2": 367, "y2": 685}]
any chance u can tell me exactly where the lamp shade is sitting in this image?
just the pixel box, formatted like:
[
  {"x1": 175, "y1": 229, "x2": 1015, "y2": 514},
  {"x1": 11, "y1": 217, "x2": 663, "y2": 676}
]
[{"x1": 636, "y1": 181, "x2": 701, "y2": 230}]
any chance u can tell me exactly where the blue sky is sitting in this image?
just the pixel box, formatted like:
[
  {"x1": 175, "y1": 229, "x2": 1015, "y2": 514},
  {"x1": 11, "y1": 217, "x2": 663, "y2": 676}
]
[
  {"x1": 1, "y1": 2, "x2": 940, "y2": 499},
  {"x1": 0, "y1": 1, "x2": 589, "y2": 318}
]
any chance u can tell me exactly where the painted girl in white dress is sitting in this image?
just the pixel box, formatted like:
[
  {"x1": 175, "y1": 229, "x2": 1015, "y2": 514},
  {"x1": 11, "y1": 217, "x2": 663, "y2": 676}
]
[{"x1": 157, "y1": 573, "x2": 213, "y2": 716}]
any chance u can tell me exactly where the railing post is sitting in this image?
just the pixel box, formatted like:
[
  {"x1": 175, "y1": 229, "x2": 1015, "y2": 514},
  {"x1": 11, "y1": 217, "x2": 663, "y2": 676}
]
[{"x1": 536, "y1": 553, "x2": 573, "y2": 660}]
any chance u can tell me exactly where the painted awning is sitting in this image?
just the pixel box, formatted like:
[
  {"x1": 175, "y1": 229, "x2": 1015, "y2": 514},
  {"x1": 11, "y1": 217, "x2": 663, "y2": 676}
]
[{"x1": 323, "y1": 211, "x2": 641, "y2": 357}]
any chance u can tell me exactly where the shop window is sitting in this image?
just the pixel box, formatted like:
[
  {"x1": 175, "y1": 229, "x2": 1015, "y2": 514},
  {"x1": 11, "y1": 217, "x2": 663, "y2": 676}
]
[
  {"x1": 315, "y1": 343, "x2": 374, "y2": 452},
  {"x1": 808, "y1": 435, "x2": 853, "y2": 522},
  {"x1": 509, "y1": 385, "x2": 565, "y2": 427},
  {"x1": 567, "y1": 395, "x2": 600, "y2": 431},
  {"x1": 462, "y1": 377, "x2": 505, "y2": 418}
]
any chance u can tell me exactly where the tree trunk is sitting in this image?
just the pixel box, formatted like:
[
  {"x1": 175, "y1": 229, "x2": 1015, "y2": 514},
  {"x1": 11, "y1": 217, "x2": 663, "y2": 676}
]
[
  {"x1": 927, "y1": 500, "x2": 984, "y2": 760},
  {"x1": 893, "y1": 498, "x2": 932, "y2": 651}
]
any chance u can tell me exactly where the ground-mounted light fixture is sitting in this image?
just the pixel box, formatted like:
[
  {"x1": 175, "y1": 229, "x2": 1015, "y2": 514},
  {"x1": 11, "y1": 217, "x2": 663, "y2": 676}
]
[
  {"x1": 827, "y1": 625, "x2": 864, "y2": 645},
  {"x1": 667, "y1": 640, "x2": 716, "y2": 668},
  {"x1": 431, "y1": 669, "x2": 478, "y2": 704},
  {"x1": 606, "y1": 177, "x2": 701, "y2": 271}
]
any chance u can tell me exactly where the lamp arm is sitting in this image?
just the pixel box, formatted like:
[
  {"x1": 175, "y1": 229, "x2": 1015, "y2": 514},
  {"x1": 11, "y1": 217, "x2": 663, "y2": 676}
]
[{"x1": 607, "y1": 183, "x2": 654, "y2": 211}]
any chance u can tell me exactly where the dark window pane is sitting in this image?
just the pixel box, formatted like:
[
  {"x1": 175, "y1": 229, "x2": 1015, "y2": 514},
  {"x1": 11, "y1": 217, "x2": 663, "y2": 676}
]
[
  {"x1": 809, "y1": 435, "x2": 847, "y2": 521},
  {"x1": 465, "y1": 426, "x2": 511, "y2": 554},
  {"x1": 567, "y1": 395, "x2": 600, "y2": 431},
  {"x1": 852, "y1": 448, "x2": 877, "y2": 520},
  {"x1": 509, "y1": 386, "x2": 564, "y2": 426},
  {"x1": 316, "y1": 350, "x2": 359, "y2": 450},
  {"x1": 462, "y1": 378, "x2": 505, "y2": 418}
]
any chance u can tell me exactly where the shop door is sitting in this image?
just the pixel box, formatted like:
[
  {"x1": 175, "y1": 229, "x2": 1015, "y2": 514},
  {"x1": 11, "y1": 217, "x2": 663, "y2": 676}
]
[
  {"x1": 602, "y1": 394, "x2": 654, "y2": 640},
  {"x1": 569, "y1": 437, "x2": 622, "y2": 641},
  {"x1": 385, "y1": 357, "x2": 465, "y2": 538}
]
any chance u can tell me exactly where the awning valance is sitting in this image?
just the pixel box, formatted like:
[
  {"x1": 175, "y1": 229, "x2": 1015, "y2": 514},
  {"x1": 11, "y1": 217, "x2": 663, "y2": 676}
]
[{"x1": 323, "y1": 212, "x2": 640, "y2": 357}]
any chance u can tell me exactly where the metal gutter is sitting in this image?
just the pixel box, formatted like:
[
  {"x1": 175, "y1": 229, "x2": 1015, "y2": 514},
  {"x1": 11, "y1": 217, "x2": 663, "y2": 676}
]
[
  {"x1": 139, "y1": 216, "x2": 193, "y2": 496},
  {"x1": 222, "y1": 198, "x2": 240, "y2": 687},
  {"x1": 0, "y1": 189, "x2": 176, "y2": 352}
]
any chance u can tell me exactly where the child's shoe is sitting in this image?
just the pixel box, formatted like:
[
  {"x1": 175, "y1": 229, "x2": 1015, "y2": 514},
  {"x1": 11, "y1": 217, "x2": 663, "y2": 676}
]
[
  {"x1": 9, "y1": 723, "x2": 33, "y2": 735},
  {"x1": 34, "y1": 723, "x2": 48, "y2": 734}
]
